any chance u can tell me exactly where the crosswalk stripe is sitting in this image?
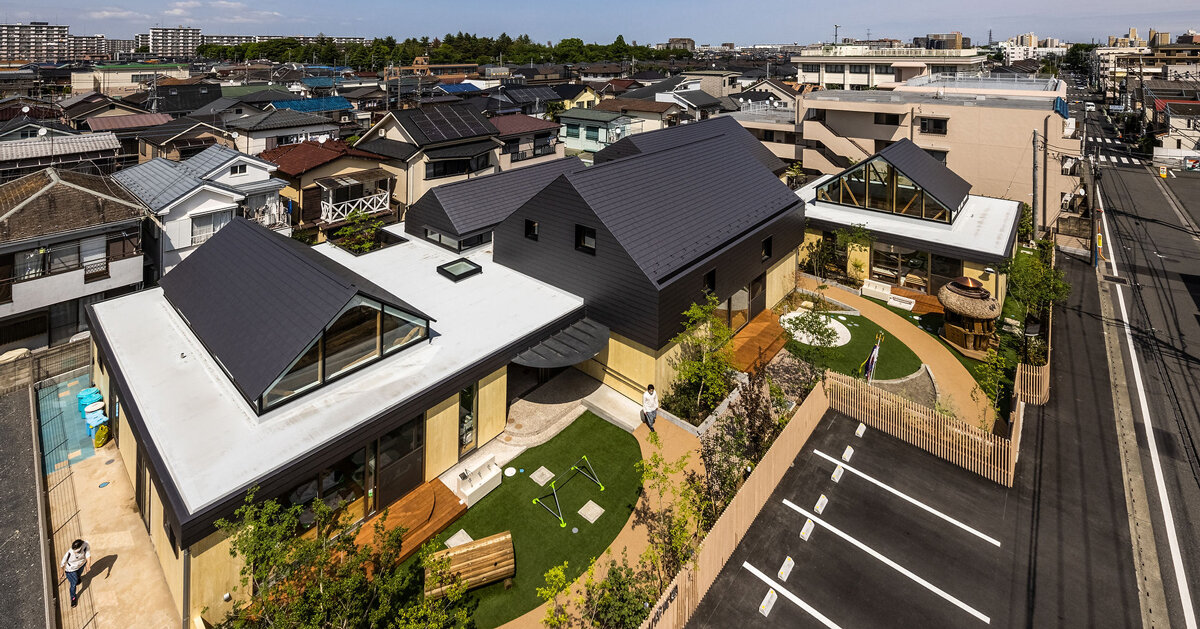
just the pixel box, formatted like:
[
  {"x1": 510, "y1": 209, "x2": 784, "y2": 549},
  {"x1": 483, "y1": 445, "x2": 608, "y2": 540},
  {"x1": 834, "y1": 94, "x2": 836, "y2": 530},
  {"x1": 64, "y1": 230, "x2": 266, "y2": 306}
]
[
  {"x1": 1131, "y1": 158, "x2": 1140, "y2": 165},
  {"x1": 1100, "y1": 155, "x2": 1108, "y2": 162},
  {"x1": 1120, "y1": 157, "x2": 1129, "y2": 164}
]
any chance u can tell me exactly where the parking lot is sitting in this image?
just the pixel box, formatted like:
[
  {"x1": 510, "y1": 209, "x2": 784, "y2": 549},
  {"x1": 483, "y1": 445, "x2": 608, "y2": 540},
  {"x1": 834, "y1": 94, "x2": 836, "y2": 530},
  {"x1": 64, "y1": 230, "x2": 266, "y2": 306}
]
[{"x1": 688, "y1": 412, "x2": 1017, "y2": 628}]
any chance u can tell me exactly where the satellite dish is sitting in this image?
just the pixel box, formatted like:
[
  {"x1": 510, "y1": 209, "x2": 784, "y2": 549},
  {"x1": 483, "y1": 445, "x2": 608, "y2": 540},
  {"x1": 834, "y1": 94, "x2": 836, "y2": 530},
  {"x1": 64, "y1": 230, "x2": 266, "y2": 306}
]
[
  {"x1": 317, "y1": 136, "x2": 327, "y2": 144},
  {"x1": 230, "y1": 131, "x2": 240, "y2": 139},
  {"x1": 37, "y1": 127, "x2": 47, "y2": 137},
  {"x1": 21, "y1": 106, "x2": 29, "y2": 114}
]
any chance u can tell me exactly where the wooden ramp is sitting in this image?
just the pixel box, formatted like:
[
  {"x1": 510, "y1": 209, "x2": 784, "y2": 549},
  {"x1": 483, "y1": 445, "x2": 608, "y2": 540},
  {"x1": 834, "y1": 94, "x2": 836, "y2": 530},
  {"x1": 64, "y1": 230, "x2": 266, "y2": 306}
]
[
  {"x1": 890, "y1": 286, "x2": 944, "y2": 315},
  {"x1": 355, "y1": 479, "x2": 466, "y2": 562},
  {"x1": 730, "y1": 310, "x2": 788, "y2": 373}
]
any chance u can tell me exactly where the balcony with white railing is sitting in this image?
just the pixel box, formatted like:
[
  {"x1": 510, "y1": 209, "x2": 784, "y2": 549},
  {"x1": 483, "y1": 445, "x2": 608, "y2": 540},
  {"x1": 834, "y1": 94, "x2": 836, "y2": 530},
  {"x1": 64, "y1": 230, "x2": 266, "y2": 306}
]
[{"x1": 321, "y1": 190, "x2": 390, "y2": 223}]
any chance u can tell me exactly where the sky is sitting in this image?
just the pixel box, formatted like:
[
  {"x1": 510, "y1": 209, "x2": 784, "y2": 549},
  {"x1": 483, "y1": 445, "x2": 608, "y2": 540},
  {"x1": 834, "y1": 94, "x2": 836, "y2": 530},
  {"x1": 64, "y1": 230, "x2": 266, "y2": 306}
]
[{"x1": 3, "y1": 0, "x2": 1199, "y2": 46}]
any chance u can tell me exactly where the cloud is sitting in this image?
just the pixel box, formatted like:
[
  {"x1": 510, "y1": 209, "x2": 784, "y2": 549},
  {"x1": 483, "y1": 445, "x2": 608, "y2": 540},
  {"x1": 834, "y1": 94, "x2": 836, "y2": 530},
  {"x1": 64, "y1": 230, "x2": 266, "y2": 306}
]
[
  {"x1": 85, "y1": 7, "x2": 150, "y2": 20},
  {"x1": 162, "y1": 1, "x2": 201, "y2": 17}
]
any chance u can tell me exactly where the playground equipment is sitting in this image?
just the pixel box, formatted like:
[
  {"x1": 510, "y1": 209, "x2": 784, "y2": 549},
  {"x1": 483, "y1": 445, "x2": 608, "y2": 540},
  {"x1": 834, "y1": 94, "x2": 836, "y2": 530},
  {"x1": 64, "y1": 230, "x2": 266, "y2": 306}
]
[{"x1": 532, "y1": 455, "x2": 604, "y2": 527}]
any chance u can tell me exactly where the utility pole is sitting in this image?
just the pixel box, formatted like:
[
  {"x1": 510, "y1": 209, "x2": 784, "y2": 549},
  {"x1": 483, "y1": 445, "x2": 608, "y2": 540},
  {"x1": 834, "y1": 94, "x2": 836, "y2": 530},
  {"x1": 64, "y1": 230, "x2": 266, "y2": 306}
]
[
  {"x1": 1032, "y1": 130, "x2": 1039, "y2": 236},
  {"x1": 834, "y1": 25, "x2": 841, "y2": 45}
]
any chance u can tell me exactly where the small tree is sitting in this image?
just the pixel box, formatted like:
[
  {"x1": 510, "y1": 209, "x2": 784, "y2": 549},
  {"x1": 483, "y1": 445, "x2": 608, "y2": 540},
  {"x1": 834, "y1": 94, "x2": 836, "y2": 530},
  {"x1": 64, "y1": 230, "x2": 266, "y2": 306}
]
[
  {"x1": 334, "y1": 208, "x2": 385, "y2": 253},
  {"x1": 1005, "y1": 241, "x2": 1070, "y2": 319},
  {"x1": 800, "y1": 236, "x2": 834, "y2": 278},
  {"x1": 545, "y1": 100, "x2": 567, "y2": 122},
  {"x1": 662, "y1": 293, "x2": 737, "y2": 422},
  {"x1": 782, "y1": 306, "x2": 838, "y2": 377},
  {"x1": 633, "y1": 432, "x2": 701, "y2": 592},
  {"x1": 1017, "y1": 202, "x2": 1034, "y2": 243},
  {"x1": 975, "y1": 348, "x2": 1007, "y2": 412},
  {"x1": 785, "y1": 161, "x2": 807, "y2": 190},
  {"x1": 574, "y1": 551, "x2": 657, "y2": 629},
  {"x1": 539, "y1": 562, "x2": 572, "y2": 629}
]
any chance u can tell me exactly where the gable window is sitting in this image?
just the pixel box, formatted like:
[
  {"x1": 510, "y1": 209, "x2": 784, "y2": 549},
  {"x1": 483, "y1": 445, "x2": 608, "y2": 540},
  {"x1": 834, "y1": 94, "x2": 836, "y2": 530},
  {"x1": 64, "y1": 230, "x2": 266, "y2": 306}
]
[
  {"x1": 575, "y1": 224, "x2": 597, "y2": 255},
  {"x1": 525, "y1": 219, "x2": 539, "y2": 241},
  {"x1": 324, "y1": 297, "x2": 382, "y2": 378},
  {"x1": 585, "y1": 126, "x2": 599, "y2": 141},
  {"x1": 761, "y1": 236, "x2": 773, "y2": 261},
  {"x1": 873, "y1": 113, "x2": 900, "y2": 125},
  {"x1": 703, "y1": 269, "x2": 716, "y2": 293},
  {"x1": 919, "y1": 117, "x2": 948, "y2": 135},
  {"x1": 234, "y1": 108, "x2": 243, "y2": 114},
  {"x1": 814, "y1": 156, "x2": 955, "y2": 223},
  {"x1": 191, "y1": 210, "x2": 232, "y2": 246},
  {"x1": 565, "y1": 123, "x2": 580, "y2": 138},
  {"x1": 229, "y1": 163, "x2": 247, "y2": 176}
]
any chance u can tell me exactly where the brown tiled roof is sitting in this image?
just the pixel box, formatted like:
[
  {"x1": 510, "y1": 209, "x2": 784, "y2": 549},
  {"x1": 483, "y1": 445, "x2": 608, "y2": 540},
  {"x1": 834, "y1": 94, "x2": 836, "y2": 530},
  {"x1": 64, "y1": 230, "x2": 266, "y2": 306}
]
[
  {"x1": 0, "y1": 168, "x2": 146, "y2": 244},
  {"x1": 489, "y1": 113, "x2": 561, "y2": 137},
  {"x1": 85, "y1": 112, "x2": 174, "y2": 131},
  {"x1": 593, "y1": 98, "x2": 679, "y2": 114},
  {"x1": 607, "y1": 79, "x2": 642, "y2": 91},
  {"x1": 259, "y1": 139, "x2": 385, "y2": 177}
]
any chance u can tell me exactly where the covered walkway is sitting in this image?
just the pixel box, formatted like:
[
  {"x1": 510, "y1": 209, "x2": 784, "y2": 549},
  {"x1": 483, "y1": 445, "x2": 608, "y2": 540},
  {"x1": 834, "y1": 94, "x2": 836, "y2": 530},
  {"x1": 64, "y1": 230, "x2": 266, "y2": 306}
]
[{"x1": 796, "y1": 276, "x2": 993, "y2": 424}]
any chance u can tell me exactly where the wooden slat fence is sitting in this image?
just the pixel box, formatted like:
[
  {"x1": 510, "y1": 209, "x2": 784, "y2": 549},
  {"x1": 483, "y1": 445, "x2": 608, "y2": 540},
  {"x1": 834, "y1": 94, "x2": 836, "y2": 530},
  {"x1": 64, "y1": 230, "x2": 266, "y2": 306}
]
[
  {"x1": 825, "y1": 371, "x2": 1019, "y2": 487},
  {"x1": 639, "y1": 383, "x2": 830, "y2": 629},
  {"x1": 1015, "y1": 308, "x2": 1052, "y2": 405}
]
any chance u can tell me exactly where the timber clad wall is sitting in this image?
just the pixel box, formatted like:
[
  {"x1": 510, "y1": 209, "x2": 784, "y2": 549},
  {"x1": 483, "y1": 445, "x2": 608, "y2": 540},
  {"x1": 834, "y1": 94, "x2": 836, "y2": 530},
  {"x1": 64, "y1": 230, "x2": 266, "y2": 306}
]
[
  {"x1": 494, "y1": 176, "x2": 661, "y2": 348},
  {"x1": 190, "y1": 529, "x2": 243, "y2": 624},
  {"x1": 477, "y1": 366, "x2": 508, "y2": 446},
  {"x1": 424, "y1": 394, "x2": 461, "y2": 482}
]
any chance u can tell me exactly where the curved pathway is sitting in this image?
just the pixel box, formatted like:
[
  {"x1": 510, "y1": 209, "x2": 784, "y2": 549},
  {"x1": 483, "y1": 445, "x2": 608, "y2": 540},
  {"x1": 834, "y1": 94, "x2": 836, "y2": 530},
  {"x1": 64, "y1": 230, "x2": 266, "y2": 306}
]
[{"x1": 797, "y1": 276, "x2": 994, "y2": 425}]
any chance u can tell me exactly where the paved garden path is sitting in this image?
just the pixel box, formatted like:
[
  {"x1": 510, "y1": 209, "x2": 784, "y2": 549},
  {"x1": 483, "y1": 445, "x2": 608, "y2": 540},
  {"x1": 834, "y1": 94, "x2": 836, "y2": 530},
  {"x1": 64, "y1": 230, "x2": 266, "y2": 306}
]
[{"x1": 796, "y1": 276, "x2": 994, "y2": 425}]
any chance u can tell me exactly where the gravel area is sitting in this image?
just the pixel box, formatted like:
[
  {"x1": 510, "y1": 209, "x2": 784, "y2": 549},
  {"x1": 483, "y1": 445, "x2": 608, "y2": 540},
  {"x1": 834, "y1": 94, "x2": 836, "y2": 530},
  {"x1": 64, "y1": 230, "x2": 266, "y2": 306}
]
[{"x1": 0, "y1": 388, "x2": 48, "y2": 629}]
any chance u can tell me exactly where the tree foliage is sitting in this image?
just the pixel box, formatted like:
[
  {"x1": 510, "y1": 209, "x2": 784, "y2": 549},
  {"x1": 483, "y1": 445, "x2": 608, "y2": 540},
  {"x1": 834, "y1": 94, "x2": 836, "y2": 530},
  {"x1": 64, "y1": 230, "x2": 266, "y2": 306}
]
[
  {"x1": 197, "y1": 34, "x2": 692, "y2": 69},
  {"x1": 1005, "y1": 240, "x2": 1070, "y2": 319},
  {"x1": 214, "y1": 490, "x2": 469, "y2": 629},
  {"x1": 334, "y1": 208, "x2": 385, "y2": 253},
  {"x1": 662, "y1": 293, "x2": 737, "y2": 422}
]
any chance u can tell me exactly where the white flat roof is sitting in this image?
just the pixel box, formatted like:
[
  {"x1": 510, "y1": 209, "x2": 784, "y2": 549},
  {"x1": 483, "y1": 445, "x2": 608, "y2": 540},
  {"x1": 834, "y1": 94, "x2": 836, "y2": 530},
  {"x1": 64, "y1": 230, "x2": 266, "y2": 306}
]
[
  {"x1": 797, "y1": 176, "x2": 1019, "y2": 261},
  {"x1": 91, "y1": 225, "x2": 584, "y2": 514}
]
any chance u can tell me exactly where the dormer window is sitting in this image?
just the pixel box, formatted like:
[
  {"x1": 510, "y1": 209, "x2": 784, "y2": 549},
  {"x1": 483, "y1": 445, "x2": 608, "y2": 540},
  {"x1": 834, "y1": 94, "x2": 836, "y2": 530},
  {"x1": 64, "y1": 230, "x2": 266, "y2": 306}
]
[{"x1": 229, "y1": 163, "x2": 247, "y2": 176}]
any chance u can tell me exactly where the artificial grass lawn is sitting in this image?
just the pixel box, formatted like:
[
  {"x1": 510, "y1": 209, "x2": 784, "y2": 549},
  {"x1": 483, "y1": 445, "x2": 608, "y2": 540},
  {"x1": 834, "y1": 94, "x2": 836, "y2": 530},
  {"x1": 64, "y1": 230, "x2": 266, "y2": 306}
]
[
  {"x1": 428, "y1": 412, "x2": 642, "y2": 628},
  {"x1": 787, "y1": 313, "x2": 922, "y2": 381}
]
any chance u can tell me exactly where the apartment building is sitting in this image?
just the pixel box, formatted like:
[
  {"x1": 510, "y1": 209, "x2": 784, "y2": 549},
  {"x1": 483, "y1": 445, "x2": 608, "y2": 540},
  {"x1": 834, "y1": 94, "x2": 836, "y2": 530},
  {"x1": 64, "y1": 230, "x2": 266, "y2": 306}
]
[
  {"x1": 67, "y1": 35, "x2": 109, "y2": 61},
  {"x1": 70, "y1": 63, "x2": 191, "y2": 96},
  {"x1": 1092, "y1": 44, "x2": 1200, "y2": 105},
  {"x1": 793, "y1": 46, "x2": 987, "y2": 89},
  {"x1": 150, "y1": 26, "x2": 203, "y2": 57},
  {"x1": 799, "y1": 74, "x2": 1080, "y2": 232},
  {"x1": 0, "y1": 22, "x2": 69, "y2": 61},
  {"x1": 134, "y1": 33, "x2": 150, "y2": 50},
  {"x1": 201, "y1": 34, "x2": 257, "y2": 46}
]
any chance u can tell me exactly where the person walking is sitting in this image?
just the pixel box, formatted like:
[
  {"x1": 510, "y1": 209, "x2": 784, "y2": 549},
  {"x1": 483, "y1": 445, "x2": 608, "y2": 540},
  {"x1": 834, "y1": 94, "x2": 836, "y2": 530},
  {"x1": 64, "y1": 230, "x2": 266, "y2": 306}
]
[
  {"x1": 641, "y1": 384, "x2": 658, "y2": 432},
  {"x1": 60, "y1": 539, "x2": 90, "y2": 608}
]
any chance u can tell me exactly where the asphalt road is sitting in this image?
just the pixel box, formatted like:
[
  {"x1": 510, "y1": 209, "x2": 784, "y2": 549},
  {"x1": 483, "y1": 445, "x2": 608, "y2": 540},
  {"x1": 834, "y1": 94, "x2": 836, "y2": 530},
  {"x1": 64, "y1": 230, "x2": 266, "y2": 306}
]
[
  {"x1": 1085, "y1": 79, "x2": 1200, "y2": 628},
  {"x1": 0, "y1": 388, "x2": 48, "y2": 629}
]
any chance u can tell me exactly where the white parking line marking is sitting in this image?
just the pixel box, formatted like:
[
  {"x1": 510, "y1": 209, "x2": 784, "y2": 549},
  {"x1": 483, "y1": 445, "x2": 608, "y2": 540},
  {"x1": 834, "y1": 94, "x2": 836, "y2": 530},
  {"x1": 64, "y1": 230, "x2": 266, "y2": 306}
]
[
  {"x1": 1131, "y1": 158, "x2": 1141, "y2": 165},
  {"x1": 1170, "y1": 169, "x2": 1177, "y2": 178},
  {"x1": 1120, "y1": 157, "x2": 1130, "y2": 164},
  {"x1": 813, "y1": 450, "x2": 1001, "y2": 547},
  {"x1": 743, "y1": 562, "x2": 843, "y2": 628},
  {"x1": 782, "y1": 499, "x2": 991, "y2": 624},
  {"x1": 1100, "y1": 198, "x2": 1198, "y2": 629}
]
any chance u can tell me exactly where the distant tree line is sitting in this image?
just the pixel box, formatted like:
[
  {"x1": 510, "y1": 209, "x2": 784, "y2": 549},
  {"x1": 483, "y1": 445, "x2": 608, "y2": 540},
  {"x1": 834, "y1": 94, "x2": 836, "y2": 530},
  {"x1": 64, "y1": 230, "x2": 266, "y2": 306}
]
[{"x1": 195, "y1": 33, "x2": 692, "y2": 69}]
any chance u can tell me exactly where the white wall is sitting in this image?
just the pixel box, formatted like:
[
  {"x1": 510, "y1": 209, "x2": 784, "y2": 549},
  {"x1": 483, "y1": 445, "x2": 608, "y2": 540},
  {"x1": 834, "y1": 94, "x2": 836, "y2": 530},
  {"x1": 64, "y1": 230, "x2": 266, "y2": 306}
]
[
  {"x1": 205, "y1": 158, "x2": 276, "y2": 187},
  {"x1": 0, "y1": 256, "x2": 142, "y2": 320},
  {"x1": 236, "y1": 124, "x2": 338, "y2": 155},
  {"x1": 159, "y1": 189, "x2": 242, "y2": 272}
]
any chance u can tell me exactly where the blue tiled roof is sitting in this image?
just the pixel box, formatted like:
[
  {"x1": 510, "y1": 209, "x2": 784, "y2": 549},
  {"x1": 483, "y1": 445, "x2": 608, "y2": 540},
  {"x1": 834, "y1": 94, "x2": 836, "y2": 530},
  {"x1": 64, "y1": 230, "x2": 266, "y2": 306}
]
[
  {"x1": 300, "y1": 77, "x2": 337, "y2": 87},
  {"x1": 436, "y1": 83, "x2": 481, "y2": 94},
  {"x1": 270, "y1": 96, "x2": 351, "y2": 113}
]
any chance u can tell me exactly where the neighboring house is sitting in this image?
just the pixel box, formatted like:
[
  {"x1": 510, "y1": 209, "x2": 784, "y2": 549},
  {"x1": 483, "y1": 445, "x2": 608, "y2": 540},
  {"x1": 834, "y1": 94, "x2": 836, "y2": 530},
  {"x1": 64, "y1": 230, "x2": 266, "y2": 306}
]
[
  {"x1": 557, "y1": 107, "x2": 639, "y2": 155},
  {"x1": 493, "y1": 124, "x2": 805, "y2": 400},
  {"x1": 143, "y1": 77, "x2": 224, "y2": 116},
  {"x1": 135, "y1": 117, "x2": 234, "y2": 163},
  {"x1": 87, "y1": 215, "x2": 587, "y2": 627},
  {"x1": 433, "y1": 83, "x2": 481, "y2": 97},
  {"x1": 550, "y1": 83, "x2": 599, "y2": 110},
  {"x1": 511, "y1": 64, "x2": 570, "y2": 84},
  {"x1": 1155, "y1": 101, "x2": 1200, "y2": 160},
  {"x1": 798, "y1": 138, "x2": 1020, "y2": 305},
  {"x1": 69, "y1": 62, "x2": 190, "y2": 96},
  {"x1": 620, "y1": 75, "x2": 686, "y2": 101},
  {"x1": 630, "y1": 70, "x2": 668, "y2": 85},
  {"x1": 224, "y1": 86, "x2": 301, "y2": 107},
  {"x1": 268, "y1": 96, "x2": 357, "y2": 126},
  {"x1": 114, "y1": 145, "x2": 288, "y2": 274},
  {"x1": 0, "y1": 132, "x2": 122, "y2": 183},
  {"x1": 0, "y1": 168, "x2": 146, "y2": 351},
  {"x1": 491, "y1": 114, "x2": 565, "y2": 169},
  {"x1": 0, "y1": 96, "x2": 59, "y2": 122},
  {"x1": 593, "y1": 98, "x2": 684, "y2": 131},
  {"x1": 679, "y1": 70, "x2": 741, "y2": 98},
  {"x1": 61, "y1": 92, "x2": 145, "y2": 129},
  {"x1": 656, "y1": 88, "x2": 723, "y2": 120},
  {"x1": 578, "y1": 63, "x2": 626, "y2": 81},
  {"x1": 740, "y1": 78, "x2": 801, "y2": 105},
  {"x1": 259, "y1": 139, "x2": 392, "y2": 239},
  {"x1": 187, "y1": 97, "x2": 265, "y2": 126},
  {"x1": 490, "y1": 85, "x2": 561, "y2": 115},
  {"x1": 82, "y1": 112, "x2": 173, "y2": 166},
  {"x1": 406, "y1": 155, "x2": 583, "y2": 252},
  {"x1": 595, "y1": 115, "x2": 787, "y2": 177},
  {"x1": 226, "y1": 109, "x2": 340, "y2": 155},
  {"x1": 354, "y1": 104, "x2": 501, "y2": 208},
  {"x1": 0, "y1": 115, "x2": 76, "y2": 141},
  {"x1": 341, "y1": 86, "x2": 387, "y2": 113}
]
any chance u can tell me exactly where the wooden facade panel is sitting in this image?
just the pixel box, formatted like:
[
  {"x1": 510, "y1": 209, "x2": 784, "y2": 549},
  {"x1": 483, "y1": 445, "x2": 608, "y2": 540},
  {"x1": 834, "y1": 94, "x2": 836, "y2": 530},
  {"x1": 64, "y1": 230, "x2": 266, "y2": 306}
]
[
  {"x1": 189, "y1": 529, "x2": 243, "y2": 624},
  {"x1": 476, "y1": 366, "x2": 508, "y2": 445},
  {"x1": 765, "y1": 249, "x2": 799, "y2": 310},
  {"x1": 423, "y1": 394, "x2": 460, "y2": 482},
  {"x1": 149, "y1": 475, "x2": 185, "y2": 616}
]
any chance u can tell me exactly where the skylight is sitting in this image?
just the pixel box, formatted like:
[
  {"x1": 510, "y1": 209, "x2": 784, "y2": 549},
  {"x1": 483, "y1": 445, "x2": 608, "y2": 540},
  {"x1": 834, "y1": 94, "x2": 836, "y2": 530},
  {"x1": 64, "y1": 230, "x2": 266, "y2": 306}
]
[{"x1": 437, "y1": 258, "x2": 482, "y2": 282}]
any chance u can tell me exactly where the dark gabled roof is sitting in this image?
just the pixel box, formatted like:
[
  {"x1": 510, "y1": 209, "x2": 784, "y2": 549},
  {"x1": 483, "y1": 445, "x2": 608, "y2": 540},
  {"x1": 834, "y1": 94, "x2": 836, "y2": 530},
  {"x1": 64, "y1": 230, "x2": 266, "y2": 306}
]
[
  {"x1": 136, "y1": 117, "x2": 225, "y2": 146},
  {"x1": 558, "y1": 107, "x2": 624, "y2": 123},
  {"x1": 226, "y1": 108, "x2": 334, "y2": 132},
  {"x1": 424, "y1": 138, "x2": 497, "y2": 160},
  {"x1": 631, "y1": 70, "x2": 666, "y2": 80},
  {"x1": 565, "y1": 135, "x2": 798, "y2": 284},
  {"x1": 340, "y1": 86, "x2": 385, "y2": 99},
  {"x1": 496, "y1": 85, "x2": 560, "y2": 104},
  {"x1": 175, "y1": 144, "x2": 275, "y2": 179},
  {"x1": 355, "y1": 137, "x2": 419, "y2": 161},
  {"x1": 674, "y1": 90, "x2": 721, "y2": 109},
  {"x1": 0, "y1": 115, "x2": 76, "y2": 136},
  {"x1": 0, "y1": 168, "x2": 146, "y2": 244},
  {"x1": 550, "y1": 83, "x2": 590, "y2": 100},
  {"x1": 188, "y1": 96, "x2": 244, "y2": 117},
  {"x1": 621, "y1": 75, "x2": 685, "y2": 100},
  {"x1": 595, "y1": 115, "x2": 785, "y2": 175},
  {"x1": 409, "y1": 156, "x2": 584, "y2": 237},
  {"x1": 593, "y1": 98, "x2": 679, "y2": 115},
  {"x1": 876, "y1": 138, "x2": 971, "y2": 211},
  {"x1": 236, "y1": 88, "x2": 301, "y2": 104},
  {"x1": 159, "y1": 218, "x2": 430, "y2": 405},
  {"x1": 389, "y1": 104, "x2": 498, "y2": 146}
]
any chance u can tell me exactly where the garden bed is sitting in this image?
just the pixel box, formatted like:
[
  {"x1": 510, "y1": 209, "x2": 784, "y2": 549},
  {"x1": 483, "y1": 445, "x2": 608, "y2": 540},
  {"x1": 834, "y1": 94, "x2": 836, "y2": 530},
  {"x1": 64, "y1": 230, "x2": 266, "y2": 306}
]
[{"x1": 784, "y1": 312, "x2": 922, "y2": 381}]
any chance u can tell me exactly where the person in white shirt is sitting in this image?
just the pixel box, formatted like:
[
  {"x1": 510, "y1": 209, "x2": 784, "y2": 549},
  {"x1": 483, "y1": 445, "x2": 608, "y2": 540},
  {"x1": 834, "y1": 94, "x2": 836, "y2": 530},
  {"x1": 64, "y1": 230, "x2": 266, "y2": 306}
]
[
  {"x1": 60, "y1": 539, "x2": 90, "y2": 607},
  {"x1": 642, "y1": 384, "x2": 658, "y2": 432}
]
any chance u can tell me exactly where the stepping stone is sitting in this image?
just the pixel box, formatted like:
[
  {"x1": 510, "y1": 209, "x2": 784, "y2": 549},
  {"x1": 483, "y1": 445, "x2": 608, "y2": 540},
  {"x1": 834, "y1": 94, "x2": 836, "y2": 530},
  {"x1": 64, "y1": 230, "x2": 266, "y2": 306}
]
[
  {"x1": 530, "y1": 466, "x2": 554, "y2": 486},
  {"x1": 578, "y1": 500, "x2": 605, "y2": 524},
  {"x1": 445, "y1": 529, "x2": 473, "y2": 548}
]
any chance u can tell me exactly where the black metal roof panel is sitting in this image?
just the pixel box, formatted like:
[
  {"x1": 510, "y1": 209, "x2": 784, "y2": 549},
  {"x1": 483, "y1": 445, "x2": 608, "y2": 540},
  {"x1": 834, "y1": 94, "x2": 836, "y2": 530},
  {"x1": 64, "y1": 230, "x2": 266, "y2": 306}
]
[
  {"x1": 391, "y1": 104, "x2": 498, "y2": 146},
  {"x1": 513, "y1": 317, "x2": 609, "y2": 368},
  {"x1": 356, "y1": 137, "x2": 419, "y2": 161},
  {"x1": 423, "y1": 138, "x2": 497, "y2": 160},
  {"x1": 877, "y1": 138, "x2": 971, "y2": 212},
  {"x1": 567, "y1": 134, "x2": 798, "y2": 284},
  {"x1": 594, "y1": 115, "x2": 785, "y2": 174},
  {"x1": 409, "y1": 156, "x2": 584, "y2": 237},
  {"x1": 159, "y1": 218, "x2": 429, "y2": 404}
]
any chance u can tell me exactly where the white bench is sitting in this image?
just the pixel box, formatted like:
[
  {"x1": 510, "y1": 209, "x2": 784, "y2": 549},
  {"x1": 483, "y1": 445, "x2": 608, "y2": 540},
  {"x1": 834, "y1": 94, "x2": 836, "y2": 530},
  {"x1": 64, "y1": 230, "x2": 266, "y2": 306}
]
[
  {"x1": 861, "y1": 279, "x2": 893, "y2": 301},
  {"x1": 887, "y1": 295, "x2": 917, "y2": 311},
  {"x1": 457, "y1": 456, "x2": 501, "y2": 507}
]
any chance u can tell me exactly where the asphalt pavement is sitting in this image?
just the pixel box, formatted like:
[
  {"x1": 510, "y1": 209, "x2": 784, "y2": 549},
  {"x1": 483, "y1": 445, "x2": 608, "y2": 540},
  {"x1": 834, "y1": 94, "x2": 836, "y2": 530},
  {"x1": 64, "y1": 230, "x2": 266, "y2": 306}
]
[{"x1": 0, "y1": 388, "x2": 49, "y2": 629}]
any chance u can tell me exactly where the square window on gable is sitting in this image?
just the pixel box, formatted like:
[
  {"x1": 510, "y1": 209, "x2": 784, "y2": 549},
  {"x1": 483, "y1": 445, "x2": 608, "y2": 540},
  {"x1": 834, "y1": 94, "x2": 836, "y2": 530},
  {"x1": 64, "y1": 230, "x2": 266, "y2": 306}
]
[
  {"x1": 230, "y1": 163, "x2": 247, "y2": 176},
  {"x1": 575, "y1": 224, "x2": 596, "y2": 255},
  {"x1": 703, "y1": 269, "x2": 716, "y2": 293},
  {"x1": 525, "y1": 219, "x2": 539, "y2": 241}
]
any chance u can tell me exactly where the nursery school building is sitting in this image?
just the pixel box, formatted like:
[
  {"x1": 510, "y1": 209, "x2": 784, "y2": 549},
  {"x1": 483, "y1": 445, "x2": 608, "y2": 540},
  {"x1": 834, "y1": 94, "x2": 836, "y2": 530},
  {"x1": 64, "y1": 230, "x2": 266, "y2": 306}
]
[{"x1": 84, "y1": 118, "x2": 808, "y2": 627}]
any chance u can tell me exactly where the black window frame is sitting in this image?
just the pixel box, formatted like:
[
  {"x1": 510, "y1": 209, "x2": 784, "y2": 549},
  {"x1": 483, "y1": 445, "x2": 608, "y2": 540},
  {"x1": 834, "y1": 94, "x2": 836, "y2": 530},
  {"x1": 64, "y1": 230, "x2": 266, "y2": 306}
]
[
  {"x1": 524, "y1": 219, "x2": 539, "y2": 241},
  {"x1": 873, "y1": 113, "x2": 901, "y2": 126},
  {"x1": 436, "y1": 257, "x2": 483, "y2": 282},
  {"x1": 919, "y1": 117, "x2": 948, "y2": 135},
  {"x1": 574, "y1": 224, "x2": 597, "y2": 255},
  {"x1": 703, "y1": 269, "x2": 716, "y2": 293}
]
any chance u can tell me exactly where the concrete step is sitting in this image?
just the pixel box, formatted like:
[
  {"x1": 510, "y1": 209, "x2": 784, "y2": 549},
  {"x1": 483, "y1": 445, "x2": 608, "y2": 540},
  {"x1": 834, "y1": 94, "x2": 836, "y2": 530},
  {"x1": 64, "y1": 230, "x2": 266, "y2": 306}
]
[{"x1": 582, "y1": 385, "x2": 642, "y2": 433}]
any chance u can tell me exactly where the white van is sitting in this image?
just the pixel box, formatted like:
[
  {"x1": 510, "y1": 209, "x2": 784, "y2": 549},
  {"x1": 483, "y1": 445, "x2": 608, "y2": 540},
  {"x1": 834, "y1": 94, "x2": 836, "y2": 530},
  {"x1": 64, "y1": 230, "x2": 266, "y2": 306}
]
[{"x1": 1085, "y1": 102, "x2": 1096, "y2": 112}]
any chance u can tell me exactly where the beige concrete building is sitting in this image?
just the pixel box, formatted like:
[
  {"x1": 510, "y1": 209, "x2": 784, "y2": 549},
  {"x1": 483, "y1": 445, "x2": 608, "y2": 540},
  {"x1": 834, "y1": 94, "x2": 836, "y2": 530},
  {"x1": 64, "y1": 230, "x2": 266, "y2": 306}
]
[
  {"x1": 70, "y1": 62, "x2": 191, "y2": 96},
  {"x1": 793, "y1": 46, "x2": 987, "y2": 89},
  {"x1": 799, "y1": 75, "x2": 1080, "y2": 232}
]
